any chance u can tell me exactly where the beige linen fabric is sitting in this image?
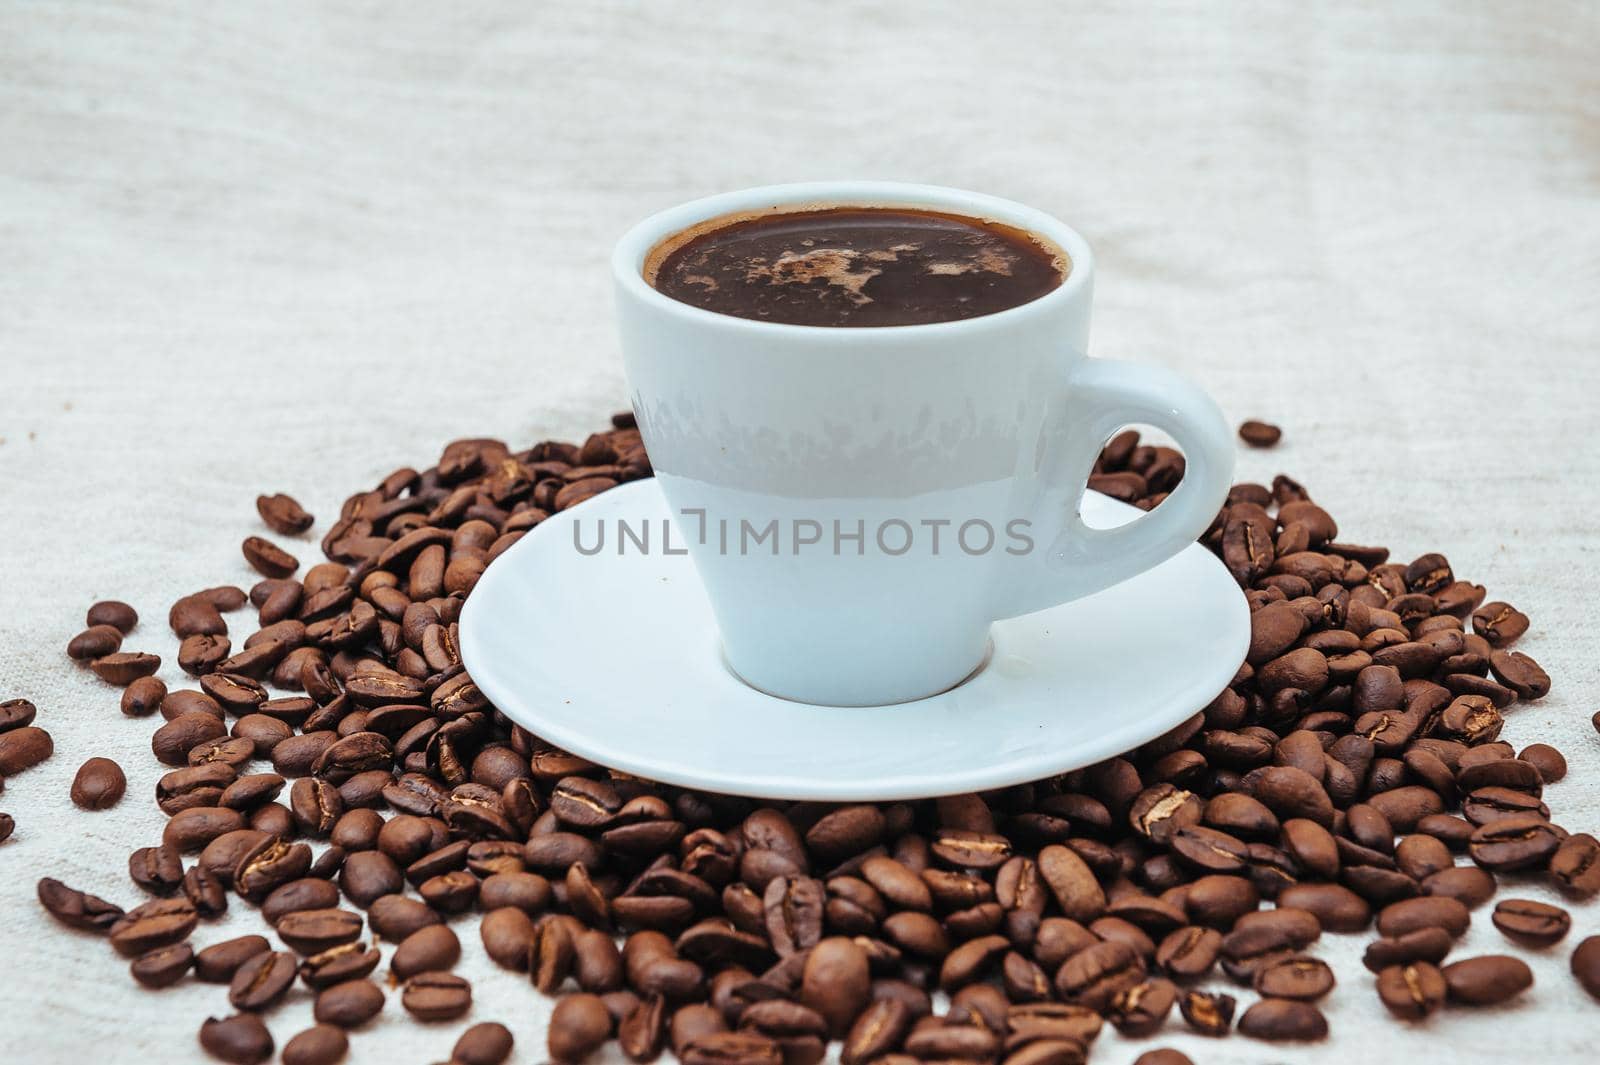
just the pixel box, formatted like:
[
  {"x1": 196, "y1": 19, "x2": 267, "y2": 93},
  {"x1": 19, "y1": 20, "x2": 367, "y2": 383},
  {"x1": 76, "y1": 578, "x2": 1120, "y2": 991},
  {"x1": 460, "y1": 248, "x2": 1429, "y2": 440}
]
[{"x1": 2, "y1": 1, "x2": 1598, "y2": 1061}]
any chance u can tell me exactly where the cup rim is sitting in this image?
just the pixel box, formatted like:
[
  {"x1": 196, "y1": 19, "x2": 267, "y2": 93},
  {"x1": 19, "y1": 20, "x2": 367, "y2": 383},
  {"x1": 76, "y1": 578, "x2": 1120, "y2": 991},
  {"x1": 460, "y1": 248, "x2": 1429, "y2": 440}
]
[{"x1": 611, "y1": 181, "x2": 1094, "y2": 339}]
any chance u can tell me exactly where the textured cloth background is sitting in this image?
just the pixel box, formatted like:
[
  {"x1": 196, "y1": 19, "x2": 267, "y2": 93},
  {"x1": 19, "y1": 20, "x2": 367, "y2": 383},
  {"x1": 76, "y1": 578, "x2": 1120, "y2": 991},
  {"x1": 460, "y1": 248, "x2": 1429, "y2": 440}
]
[{"x1": 3, "y1": 2, "x2": 1598, "y2": 1062}]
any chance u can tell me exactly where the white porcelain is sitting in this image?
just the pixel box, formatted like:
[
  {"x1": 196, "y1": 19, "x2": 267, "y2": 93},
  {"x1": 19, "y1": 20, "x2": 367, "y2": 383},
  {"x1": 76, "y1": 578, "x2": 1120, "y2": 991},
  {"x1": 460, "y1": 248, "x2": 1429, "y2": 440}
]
[
  {"x1": 459, "y1": 478, "x2": 1249, "y2": 801},
  {"x1": 613, "y1": 182, "x2": 1236, "y2": 705}
]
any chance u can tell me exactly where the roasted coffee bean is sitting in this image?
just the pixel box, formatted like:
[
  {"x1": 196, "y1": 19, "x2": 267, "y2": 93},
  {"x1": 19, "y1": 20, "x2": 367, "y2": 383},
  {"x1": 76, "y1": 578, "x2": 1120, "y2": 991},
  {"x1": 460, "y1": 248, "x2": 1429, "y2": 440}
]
[
  {"x1": 261, "y1": 877, "x2": 340, "y2": 924},
  {"x1": 1055, "y1": 939, "x2": 1145, "y2": 1011},
  {"x1": 165, "y1": 806, "x2": 247, "y2": 852},
  {"x1": 1468, "y1": 812, "x2": 1562, "y2": 871},
  {"x1": 91, "y1": 651, "x2": 162, "y2": 685},
  {"x1": 199, "y1": 1013, "x2": 274, "y2": 1064},
  {"x1": 764, "y1": 875, "x2": 825, "y2": 958},
  {"x1": 1369, "y1": 959, "x2": 1446, "y2": 1017},
  {"x1": 0, "y1": 726, "x2": 53, "y2": 774},
  {"x1": 1133, "y1": 1053, "x2": 1193, "y2": 1065},
  {"x1": 242, "y1": 535, "x2": 299, "y2": 578},
  {"x1": 109, "y1": 897, "x2": 198, "y2": 956},
  {"x1": 195, "y1": 935, "x2": 271, "y2": 982},
  {"x1": 1155, "y1": 925, "x2": 1222, "y2": 979},
  {"x1": 1037, "y1": 844, "x2": 1105, "y2": 922},
  {"x1": 299, "y1": 941, "x2": 382, "y2": 990},
  {"x1": 392, "y1": 924, "x2": 462, "y2": 979},
  {"x1": 401, "y1": 971, "x2": 473, "y2": 1021},
  {"x1": 281, "y1": 1024, "x2": 348, "y2": 1065},
  {"x1": 680, "y1": 1031, "x2": 782, "y2": 1065},
  {"x1": 87, "y1": 599, "x2": 138, "y2": 633},
  {"x1": 229, "y1": 950, "x2": 298, "y2": 1010},
  {"x1": 68, "y1": 624, "x2": 124, "y2": 661},
  {"x1": 841, "y1": 997, "x2": 912, "y2": 1064},
  {"x1": 1237, "y1": 998, "x2": 1326, "y2": 1041},
  {"x1": 69, "y1": 756, "x2": 126, "y2": 810},
  {"x1": 453, "y1": 1021, "x2": 515, "y2": 1065},
  {"x1": 277, "y1": 908, "x2": 364, "y2": 954},
  {"x1": 480, "y1": 906, "x2": 537, "y2": 971},
  {"x1": 1108, "y1": 977, "x2": 1177, "y2": 1036},
  {"x1": 1238, "y1": 420, "x2": 1281, "y2": 447},
  {"x1": 313, "y1": 978, "x2": 385, "y2": 1028},
  {"x1": 1363, "y1": 927, "x2": 1454, "y2": 973},
  {"x1": 130, "y1": 942, "x2": 194, "y2": 988},
  {"x1": 1253, "y1": 954, "x2": 1334, "y2": 999},
  {"x1": 368, "y1": 893, "x2": 441, "y2": 942},
  {"x1": 258, "y1": 493, "x2": 315, "y2": 535},
  {"x1": 1490, "y1": 898, "x2": 1569, "y2": 947},
  {"x1": 183, "y1": 865, "x2": 228, "y2": 917},
  {"x1": 1442, "y1": 954, "x2": 1533, "y2": 1005},
  {"x1": 800, "y1": 937, "x2": 870, "y2": 1038},
  {"x1": 339, "y1": 850, "x2": 404, "y2": 907},
  {"x1": 1549, "y1": 833, "x2": 1600, "y2": 898},
  {"x1": 1178, "y1": 989, "x2": 1235, "y2": 1035}
]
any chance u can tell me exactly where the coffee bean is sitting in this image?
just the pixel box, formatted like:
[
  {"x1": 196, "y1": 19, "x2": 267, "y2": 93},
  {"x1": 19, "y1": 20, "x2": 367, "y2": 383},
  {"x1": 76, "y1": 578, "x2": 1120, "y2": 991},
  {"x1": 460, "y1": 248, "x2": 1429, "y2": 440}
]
[
  {"x1": 1442, "y1": 954, "x2": 1533, "y2": 1005},
  {"x1": 800, "y1": 937, "x2": 870, "y2": 1037},
  {"x1": 258, "y1": 493, "x2": 315, "y2": 535},
  {"x1": 1549, "y1": 832, "x2": 1600, "y2": 898},
  {"x1": 1178, "y1": 989, "x2": 1235, "y2": 1035},
  {"x1": 261, "y1": 877, "x2": 339, "y2": 924},
  {"x1": 1377, "y1": 896, "x2": 1470, "y2": 938},
  {"x1": 1491, "y1": 898, "x2": 1569, "y2": 947},
  {"x1": 0, "y1": 813, "x2": 12, "y2": 844},
  {"x1": 1238, "y1": 420, "x2": 1281, "y2": 447},
  {"x1": 110, "y1": 897, "x2": 198, "y2": 956},
  {"x1": 195, "y1": 935, "x2": 271, "y2": 982},
  {"x1": 313, "y1": 978, "x2": 385, "y2": 1028},
  {"x1": 840, "y1": 997, "x2": 912, "y2": 1064},
  {"x1": 1237, "y1": 997, "x2": 1327, "y2": 1041},
  {"x1": 401, "y1": 971, "x2": 472, "y2": 1021},
  {"x1": 299, "y1": 941, "x2": 382, "y2": 990},
  {"x1": 392, "y1": 924, "x2": 461, "y2": 978},
  {"x1": 277, "y1": 908, "x2": 364, "y2": 954},
  {"x1": 1108, "y1": 977, "x2": 1177, "y2": 1036},
  {"x1": 454, "y1": 1021, "x2": 515, "y2": 1065},
  {"x1": 229, "y1": 949, "x2": 297, "y2": 1009},
  {"x1": 1363, "y1": 927, "x2": 1454, "y2": 972},
  {"x1": 367, "y1": 893, "x2": 441, "y2": 942},
  {"x1": 199, "y1": 1013, "x2": 274, "y2": 1064},
  {"x1": 69, "y1": 756, "x2": 126, "y2": 810},
  {"x1": 1037, "y1": 844, "x2": 1105, "y2": 922},
  {"x1": 234, "y1": 836, "x2": 313, "y2": 902},
  {"x1": 1252, "y1": 954, "x2": 1334, "y2": 999},
  {"x1": 182, "y1": 865, "x2": 227, "y2": 917},
  {"x1": 1133, "y1": 1052, "x2": 1193, "y2": 1065},
  {"x1": 130, "y1": 942, "x2": 194, "y2": 988},
  {"x1": 69, "y1": 623, "x2": 125, "y2": 661},
  {"x1": 281, "y1": 1025, "x2": 348, "y2": 1065},
  {"x1": 681, "y1": 1031, "x2": 782, "y2": 1065},
  {"x1": 1055, "y1": 939, "x2": 1145, "y2": 1011},
  {"x1": 88, "y1": 600, "x2": 138, "y2": 633},
  {"x1": 0, "y1": 726, "x2": 53, "y2": 774},
  {"x1": 1469, "y1": 812, "x2": 1562, "y2": 871},
  {"x1": 1471, "y1": 602, "x2": 1528, "y2": 647},
  {"x1": 1377, "y1": 961, "x2": 1447, "y2": 1019},
  {"x1": 242, "y1": 535, "x2": 299, "y2": 578},
  {"x1": 1154, "y1": 925, "x2": 1221, "y2": 979},
  {"x1": 91, "y1": 651, "x2": 162, "y2": 685}
]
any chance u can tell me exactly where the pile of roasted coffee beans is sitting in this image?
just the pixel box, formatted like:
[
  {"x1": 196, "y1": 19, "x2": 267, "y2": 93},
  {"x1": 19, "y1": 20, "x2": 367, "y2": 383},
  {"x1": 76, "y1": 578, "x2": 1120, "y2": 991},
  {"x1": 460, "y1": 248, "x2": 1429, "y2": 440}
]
[{"x1": 19, "y1": 412, "x2": 1600, "y2": 1065}]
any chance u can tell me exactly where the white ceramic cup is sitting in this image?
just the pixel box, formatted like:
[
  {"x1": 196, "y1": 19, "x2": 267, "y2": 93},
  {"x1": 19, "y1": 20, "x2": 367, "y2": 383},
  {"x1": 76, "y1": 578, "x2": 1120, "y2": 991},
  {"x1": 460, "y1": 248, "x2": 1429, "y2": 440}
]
[{"x1": 613, "y1": 182, "x2": 1234, "y2": 706}]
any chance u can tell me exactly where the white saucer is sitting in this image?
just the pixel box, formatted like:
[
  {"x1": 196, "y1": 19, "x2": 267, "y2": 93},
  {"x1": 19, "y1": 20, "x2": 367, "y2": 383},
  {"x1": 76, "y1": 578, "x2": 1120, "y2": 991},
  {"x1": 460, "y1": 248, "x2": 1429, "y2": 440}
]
[{"x1": 460, "y1": 479, "x2": 1248, "y2": 801}]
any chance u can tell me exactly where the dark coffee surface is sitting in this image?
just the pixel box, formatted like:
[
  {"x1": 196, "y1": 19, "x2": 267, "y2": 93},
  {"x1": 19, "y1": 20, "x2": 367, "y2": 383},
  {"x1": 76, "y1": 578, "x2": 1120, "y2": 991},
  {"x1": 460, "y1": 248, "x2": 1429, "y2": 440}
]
[{"x1": 647, "y1": 206, "x2": 1065, "y2": 326}]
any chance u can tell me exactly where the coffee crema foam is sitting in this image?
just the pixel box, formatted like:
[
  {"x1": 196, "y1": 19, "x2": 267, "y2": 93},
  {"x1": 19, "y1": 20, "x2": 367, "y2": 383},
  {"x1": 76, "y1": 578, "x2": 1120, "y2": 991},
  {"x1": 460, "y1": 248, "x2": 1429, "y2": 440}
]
[{"x1": 645, "y1": 205, "x2": 1068, "y2": 327}]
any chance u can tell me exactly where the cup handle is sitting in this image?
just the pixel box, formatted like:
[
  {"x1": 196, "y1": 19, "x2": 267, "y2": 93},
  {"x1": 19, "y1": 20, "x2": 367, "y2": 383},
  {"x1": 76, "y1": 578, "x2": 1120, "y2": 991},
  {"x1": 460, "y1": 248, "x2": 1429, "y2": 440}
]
[{"x1": 995, "y1": 357, "x2": 1235, "y2": 620}]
